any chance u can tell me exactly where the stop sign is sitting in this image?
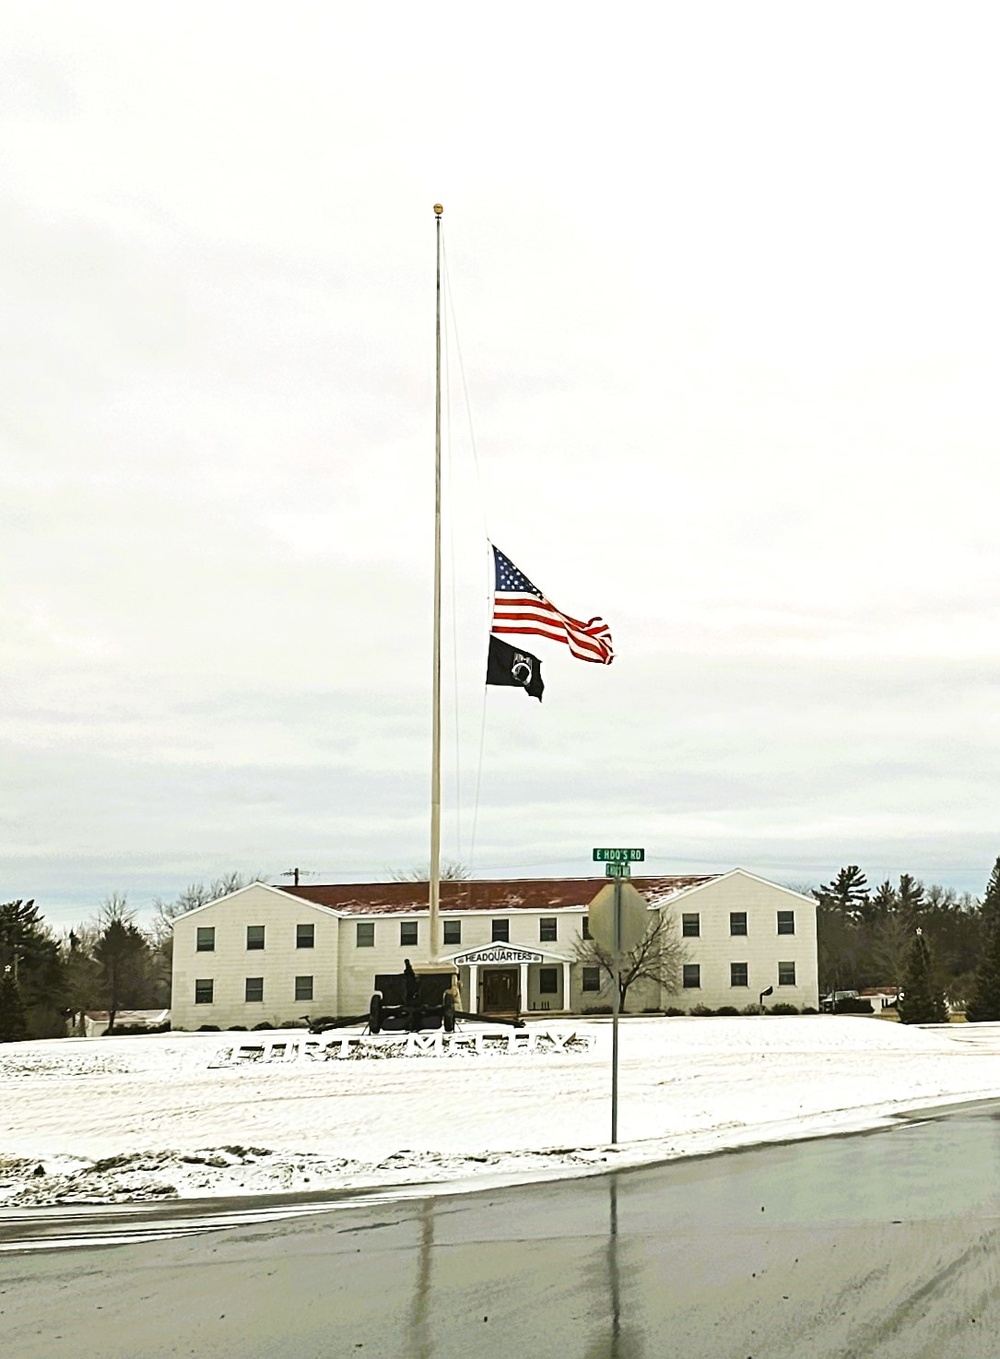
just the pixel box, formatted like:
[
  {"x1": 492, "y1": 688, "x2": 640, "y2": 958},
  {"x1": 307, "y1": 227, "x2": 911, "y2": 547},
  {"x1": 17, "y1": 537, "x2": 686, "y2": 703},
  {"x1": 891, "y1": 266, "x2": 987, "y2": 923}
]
[{"x1": 587, "y1": 882, "x2": 651, "y2": 954}]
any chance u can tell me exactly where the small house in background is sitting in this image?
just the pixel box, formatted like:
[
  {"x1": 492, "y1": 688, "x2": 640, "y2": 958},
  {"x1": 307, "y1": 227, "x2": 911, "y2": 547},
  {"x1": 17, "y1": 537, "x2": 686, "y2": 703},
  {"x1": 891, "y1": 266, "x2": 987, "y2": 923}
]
[
  {"x1": 81, "y1": 1009, "x2": 171, "y2": 1037},
  {"x1": 858, "y1": 987, "x2": 901, "y2": 1015}
]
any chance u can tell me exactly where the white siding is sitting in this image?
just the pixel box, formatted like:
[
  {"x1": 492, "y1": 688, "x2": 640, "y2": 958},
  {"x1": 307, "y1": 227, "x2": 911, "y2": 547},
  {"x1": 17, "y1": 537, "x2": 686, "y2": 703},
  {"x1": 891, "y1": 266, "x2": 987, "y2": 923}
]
[
  {"x1": 660, "y1": 873, "x2": 818, "y2": 1011},
  {"x1": 171, "y1": 884, "x2": 341, "y2": 1030},
  {"x1": 169, "y1": 872, "x2": 819, "y2": 1023},
  {"x1": 335, "y1": 910, "x2": 581, "y2": 1013}
]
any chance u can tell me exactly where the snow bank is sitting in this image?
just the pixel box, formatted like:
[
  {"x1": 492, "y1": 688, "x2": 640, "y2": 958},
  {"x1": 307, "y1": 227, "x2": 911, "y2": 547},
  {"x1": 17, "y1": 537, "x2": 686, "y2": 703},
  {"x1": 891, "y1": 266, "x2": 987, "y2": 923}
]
[{"x1": 2, "y1": 1016, "x2": 1000, "y2": 1207}]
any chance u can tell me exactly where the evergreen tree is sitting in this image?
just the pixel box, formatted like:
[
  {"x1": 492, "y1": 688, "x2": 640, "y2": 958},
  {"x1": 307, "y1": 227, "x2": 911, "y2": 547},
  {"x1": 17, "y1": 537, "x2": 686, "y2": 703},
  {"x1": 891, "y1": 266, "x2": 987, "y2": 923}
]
[
  {"x1": 0, "y1": 899, "x2": 66, "y2": 1038},
  {"x1": 0, "y1": 970, "x2": 28, "y2": 1042},
  {"x1": 816, "y1": 902, "x2": 862, "y2": 994},
  {"x1": 980, "y1": 857, "x2": 1000, "y2": 928},
  {"x1": 60, "y1": 926, "x2": 104, "y2": 1029},
  {"x1": 867, "y1": 879, "x2": 898, "y2": 918},
  {"x1": 897, "y1": 929, "x2": 948, "y2": 1025},
  {"x1": 93, "y1": 895, "x2": 154, "y2": 1032},
  {"x1": 0, "y1": 899, "x2": 48, "y2": 977},
  {"x1": 814, "y1": 866, "x2": 870, "y2": 921},
  {"x1": 897, "y1": 873, "x2": 926, "y2": 917},
  {"x1": 966, "y1": 857, "x2": 1000, "y2": 1022}
]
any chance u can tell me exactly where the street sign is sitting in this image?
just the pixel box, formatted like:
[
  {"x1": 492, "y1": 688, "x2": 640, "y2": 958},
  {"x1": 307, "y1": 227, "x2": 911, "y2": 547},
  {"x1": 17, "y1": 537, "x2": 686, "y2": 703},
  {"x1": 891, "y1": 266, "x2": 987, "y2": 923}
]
[
  {"x1": 587, "y1": 882, "x2": 651, "y2": 954},
  {"x1": 593, "y1": 848, "x2": 645, "y2": 863},
  {"x1": 605, "y1": 862, "x2": 630, "y2": 878}
]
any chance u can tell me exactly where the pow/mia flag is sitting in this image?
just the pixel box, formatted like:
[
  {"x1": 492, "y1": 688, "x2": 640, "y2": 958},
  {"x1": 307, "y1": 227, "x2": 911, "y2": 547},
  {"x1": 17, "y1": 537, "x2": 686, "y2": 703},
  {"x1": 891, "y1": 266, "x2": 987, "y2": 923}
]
[{"x1": 486, "y1": 633, "x2": 544, "y2": 701}]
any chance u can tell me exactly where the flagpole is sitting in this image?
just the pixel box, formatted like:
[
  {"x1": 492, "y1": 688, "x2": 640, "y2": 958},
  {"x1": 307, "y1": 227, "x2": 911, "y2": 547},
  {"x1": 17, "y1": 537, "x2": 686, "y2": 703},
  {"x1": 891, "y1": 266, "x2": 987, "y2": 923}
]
[{"x1": 429, "y1": 202, "x2": 444, "y2": 964}]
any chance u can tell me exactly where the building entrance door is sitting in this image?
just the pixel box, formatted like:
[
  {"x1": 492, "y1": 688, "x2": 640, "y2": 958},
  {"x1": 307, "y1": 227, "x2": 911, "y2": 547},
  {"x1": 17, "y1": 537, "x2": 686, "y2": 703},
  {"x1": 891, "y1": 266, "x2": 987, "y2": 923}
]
[{"x1": 481, "y1": 968, "x2": 519, "y2": 1013}]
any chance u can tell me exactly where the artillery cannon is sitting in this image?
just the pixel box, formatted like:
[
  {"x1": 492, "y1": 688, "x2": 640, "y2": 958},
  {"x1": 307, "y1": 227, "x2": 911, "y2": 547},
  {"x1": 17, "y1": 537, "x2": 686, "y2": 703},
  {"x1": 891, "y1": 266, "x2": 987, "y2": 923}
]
[{"x1": 306, "y1": 959, "x2": 525, "y2": 1035}]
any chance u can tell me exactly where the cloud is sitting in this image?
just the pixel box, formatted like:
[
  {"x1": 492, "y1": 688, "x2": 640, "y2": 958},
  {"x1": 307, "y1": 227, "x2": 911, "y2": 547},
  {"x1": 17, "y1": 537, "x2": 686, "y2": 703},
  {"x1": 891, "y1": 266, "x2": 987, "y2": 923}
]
[{"x1": 4, "y1": 4, "x2": 1000, "y2": 924}]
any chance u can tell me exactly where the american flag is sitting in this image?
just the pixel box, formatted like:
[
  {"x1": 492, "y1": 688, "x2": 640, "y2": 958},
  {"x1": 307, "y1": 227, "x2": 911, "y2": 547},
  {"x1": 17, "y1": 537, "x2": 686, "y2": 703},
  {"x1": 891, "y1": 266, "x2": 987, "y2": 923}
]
[{"x1": 491, "y1": 545, "x2": 614, "y2": 665}]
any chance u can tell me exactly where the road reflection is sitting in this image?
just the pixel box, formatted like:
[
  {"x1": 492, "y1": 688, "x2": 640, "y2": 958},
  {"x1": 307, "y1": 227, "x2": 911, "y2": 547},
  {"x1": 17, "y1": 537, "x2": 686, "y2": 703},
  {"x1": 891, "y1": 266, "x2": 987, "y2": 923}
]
[
  {"x1": 584, "y1": 1175, "x2": 645, "y2": 1359},
  {"x1": 11, "y1": 1104, "x2": 1000, "y2": 1359},
  {"x1": 408, "y1": 1198, "x2": 434, "y2": 1359}
]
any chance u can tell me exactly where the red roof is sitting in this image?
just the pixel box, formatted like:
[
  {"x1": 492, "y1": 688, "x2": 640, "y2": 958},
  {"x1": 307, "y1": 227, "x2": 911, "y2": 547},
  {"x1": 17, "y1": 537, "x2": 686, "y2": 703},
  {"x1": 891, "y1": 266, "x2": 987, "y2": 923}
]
[{"x1": 282, "y1": 875, "x2": 715, "y2": 916}]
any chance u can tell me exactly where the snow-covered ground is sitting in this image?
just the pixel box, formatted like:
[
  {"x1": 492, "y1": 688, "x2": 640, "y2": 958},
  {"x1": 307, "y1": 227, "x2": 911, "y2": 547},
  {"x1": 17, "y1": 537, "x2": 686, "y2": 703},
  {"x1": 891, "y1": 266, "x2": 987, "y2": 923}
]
[{"x1": 3, "y1": 1015, "x2": 1000, "y2": 1208}]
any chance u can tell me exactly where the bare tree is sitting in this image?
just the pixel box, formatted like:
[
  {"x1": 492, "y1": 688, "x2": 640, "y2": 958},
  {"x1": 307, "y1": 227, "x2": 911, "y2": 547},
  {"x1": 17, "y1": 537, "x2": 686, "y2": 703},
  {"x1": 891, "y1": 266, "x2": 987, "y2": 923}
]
[
  {"x1": 870, "y1": 911, "x2": 914, "y2": 994},
  {"x1": 573, "y1": 910, "x2": 687, "y2": 1011},
  {"x1": 151, "y1": 872, "x2": 263, "y2": 944}
]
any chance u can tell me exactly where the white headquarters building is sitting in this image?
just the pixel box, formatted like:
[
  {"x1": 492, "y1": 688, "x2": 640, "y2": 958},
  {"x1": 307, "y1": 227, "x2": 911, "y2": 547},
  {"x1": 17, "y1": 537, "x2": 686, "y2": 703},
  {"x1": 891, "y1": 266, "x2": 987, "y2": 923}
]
[{"x1": 170, "y1": 869, "x2": 818, "y2": 1030}]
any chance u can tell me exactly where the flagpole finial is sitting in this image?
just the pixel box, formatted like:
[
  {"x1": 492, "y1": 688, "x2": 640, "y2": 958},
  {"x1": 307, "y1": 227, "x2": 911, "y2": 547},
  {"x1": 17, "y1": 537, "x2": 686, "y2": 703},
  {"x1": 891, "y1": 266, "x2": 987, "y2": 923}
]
[{"x1": 433, "y1": 203, "x2": 444, "y2": 217}]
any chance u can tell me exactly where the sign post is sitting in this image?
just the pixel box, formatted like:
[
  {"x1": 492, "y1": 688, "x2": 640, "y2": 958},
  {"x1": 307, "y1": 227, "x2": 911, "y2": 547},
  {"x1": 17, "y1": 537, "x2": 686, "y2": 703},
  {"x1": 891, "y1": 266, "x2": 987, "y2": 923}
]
[
  {"x1": 590, "y1": 850, "x2": 646, "y2": 1144},
  {"x1": 612, "y1": 874, "x2": 622, "y2": 1143}
]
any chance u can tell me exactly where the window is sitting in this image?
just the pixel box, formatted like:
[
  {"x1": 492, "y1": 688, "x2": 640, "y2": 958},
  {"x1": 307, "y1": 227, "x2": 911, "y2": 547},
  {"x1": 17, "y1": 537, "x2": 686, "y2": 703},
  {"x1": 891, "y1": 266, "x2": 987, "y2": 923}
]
[
  {"x1": 443, "y1": 919, "x2": 462, "y2": 946},
  {"x1": 356, "y1": 921, "x2": 375, "y2": 948},
  {"x1": 681, "y1": 913, "x2": 700, "y2": 938},
  {"x1": 400, "y1": 921, "x2": 418, "y2": 947},
  {"x1": 730, "y1": 962, "x2": 749, "y2": 987},
  {"x1": 582, "y1": 966, "x2": 601, "y2": 992},
  {"x1": 194, "y1": 978, "x2": 214, "y2": 1004},
  {"x1": 538, "y1": 967, "x2": 558, "y2": 995},
  {"x1": 491, "y1": 919, "x2": 510, "y2": 943},
  {"x1": 196, "y1": 926, "x2": 215, "y2": 952},
  {"x1": 245, "y1": 977, "x2": 264, "y2": 1003},
  {"x1": 777, "y1": 911, "x2": 795, "y2": 935},
  {"x1": 295, "y1": 975, "x2": 314, "y2": 1002},
  {"x1": 297, "y1": 923, "x2": 315, "y2": 949},
  {"x1": 682, "y1": 964, "x2": 701, "y2": 989},
  {"x1": 778, "y1": 961, "x2": 797, "y2": 986},
  {"x1": 582, "y1": 915, "x2": 592, "y2": 940},
  {"x1": 539, "y1": 917, "x2": 557, "y2": 943},
  {"x1": 729, "y1": 912, "x2": 748, "y2": 936},
  {"x1": 246, "y1": 925, "x2": 265, "y2": 950}
]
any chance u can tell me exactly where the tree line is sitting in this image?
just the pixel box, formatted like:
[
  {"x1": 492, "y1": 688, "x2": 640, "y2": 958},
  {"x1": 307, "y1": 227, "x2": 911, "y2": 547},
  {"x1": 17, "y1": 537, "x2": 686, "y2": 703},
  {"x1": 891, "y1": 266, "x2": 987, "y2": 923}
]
[
  {"x1": 0, "y1": 873, "x2": 255, "y2": 1042},
  {"x1": 5, "y1": 860, "x2": 1000, "y2": 1040},
  {"x1": 814, "y1": 857, "x2": 1000, "y2": 1020}
]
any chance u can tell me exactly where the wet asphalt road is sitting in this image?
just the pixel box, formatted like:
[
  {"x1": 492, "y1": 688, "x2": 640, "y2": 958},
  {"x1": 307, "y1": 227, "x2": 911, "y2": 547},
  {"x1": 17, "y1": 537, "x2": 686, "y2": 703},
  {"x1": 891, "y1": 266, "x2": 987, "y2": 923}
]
[{"x1": 5, "y1": 1103, "x2": 1000, "y2": 1358}]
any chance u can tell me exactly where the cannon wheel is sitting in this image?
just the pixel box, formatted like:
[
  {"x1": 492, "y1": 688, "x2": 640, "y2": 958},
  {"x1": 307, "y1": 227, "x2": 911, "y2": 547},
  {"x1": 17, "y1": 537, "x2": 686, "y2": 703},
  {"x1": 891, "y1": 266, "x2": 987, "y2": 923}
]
[
  {"x1": 369, "y1": 991, "x2": 383, "y2": 1034},
  {"x1": 442, "y1": 992, "x2": 456, "y2": 1033}
]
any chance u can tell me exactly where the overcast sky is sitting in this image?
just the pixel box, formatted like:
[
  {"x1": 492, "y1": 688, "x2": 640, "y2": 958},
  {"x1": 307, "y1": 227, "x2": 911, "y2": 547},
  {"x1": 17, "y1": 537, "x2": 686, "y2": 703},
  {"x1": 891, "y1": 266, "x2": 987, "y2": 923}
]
[{"x1": 4, "y1": 2, "x2": 1000, "y2": 927}]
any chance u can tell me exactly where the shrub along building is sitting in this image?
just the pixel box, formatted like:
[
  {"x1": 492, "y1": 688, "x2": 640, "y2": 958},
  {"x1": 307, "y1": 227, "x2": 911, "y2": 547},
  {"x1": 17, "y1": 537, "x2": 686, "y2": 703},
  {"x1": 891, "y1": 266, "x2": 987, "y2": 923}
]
[{"x1": 169, "y1": 870, "x2": 819, "y2": 1029}]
